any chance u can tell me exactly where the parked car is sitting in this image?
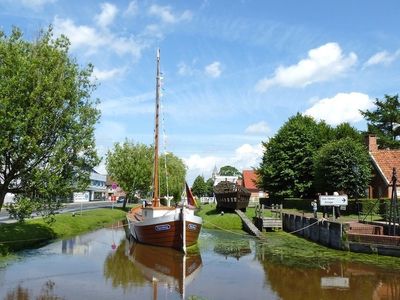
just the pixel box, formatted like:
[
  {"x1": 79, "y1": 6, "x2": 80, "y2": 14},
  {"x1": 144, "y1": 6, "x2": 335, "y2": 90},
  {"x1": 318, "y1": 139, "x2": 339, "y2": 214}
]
[{"x1": 117, "y1": 197, "x2": 125, "y2": 203}]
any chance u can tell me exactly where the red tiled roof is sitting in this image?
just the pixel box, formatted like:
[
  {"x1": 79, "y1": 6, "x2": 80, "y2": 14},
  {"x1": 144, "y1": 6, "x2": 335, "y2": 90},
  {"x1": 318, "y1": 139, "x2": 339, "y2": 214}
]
[
  {"x1": 370, "y1": 150, "x2": 400, "y2": 184},
  {"x1": 242, "y1": 170, "x2": 259, "y2": 191}
]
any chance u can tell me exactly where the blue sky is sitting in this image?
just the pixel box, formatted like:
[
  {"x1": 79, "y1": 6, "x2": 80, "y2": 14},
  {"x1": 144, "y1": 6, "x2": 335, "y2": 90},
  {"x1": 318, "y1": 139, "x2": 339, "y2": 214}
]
[{"x1": 1, "y1": 0, "x2": 400, "y2": 184}]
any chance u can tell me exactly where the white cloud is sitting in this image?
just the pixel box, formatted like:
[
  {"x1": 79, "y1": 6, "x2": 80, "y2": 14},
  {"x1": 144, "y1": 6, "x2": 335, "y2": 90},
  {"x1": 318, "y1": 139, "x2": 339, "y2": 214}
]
[
  {"x1": 205, "y1": 61, "x2": 222, "y2": 78},
  {"x1": 94, "y1": 3, "x2": 118, "y2": 28},
  {"x1": 245, "y1": 121, "x2": 270, "y2": 135},
  {"x1": 256, "y1": 42, "x2": 357, "y2": 92},
  {"x1": 143, "y1": 24, "x2": 164, "y2": 39},
  {"x1": 184, "y1": 154, "x2": 219, "y2": 174},
  {"x1": 178, "y1": 62, "x2": 194, "y2": 76},
  {"x1": 92, "y1": 67, "x2": 125, "y2": 81},
  {"x1": 125, "y1": 1, "x2": 138, "y2": 16},
  {"x1": 183, "y1": 143, "x2": 263, "y2": 184},
  {"x1": 53, "y1": 16, "x2": 106, "y2": 51},
  {"x1": 53, "y1": 16, "x2": 145, "y2": 59},
  {"x1": 364, "y1": 50, "x2": 400, "y2": 67},
  {"x1": 148, "y1": 4, "x2": 192, "y2": 24},
  {"x1": 303, "y1": 92, "x2": 374, "y2": 125},
  {"x1": 231, "y1": 143, "x2": 263, "y2": 170}
]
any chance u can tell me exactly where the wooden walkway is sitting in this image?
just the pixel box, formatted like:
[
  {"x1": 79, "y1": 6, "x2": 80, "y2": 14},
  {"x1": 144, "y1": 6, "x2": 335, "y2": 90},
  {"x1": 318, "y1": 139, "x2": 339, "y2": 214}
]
[
  {"x1": 235, "y1": 209, "x2": 264, "y2": 239},
  {"x1": 254, "y1": 204, "x2": 283, "y2": 231}
]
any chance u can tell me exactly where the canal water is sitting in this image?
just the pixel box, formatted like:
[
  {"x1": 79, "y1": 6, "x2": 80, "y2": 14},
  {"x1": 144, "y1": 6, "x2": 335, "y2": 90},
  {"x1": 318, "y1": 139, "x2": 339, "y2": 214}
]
[{"x1": 1, "y1": 223, "x2": 399, "y2": 299}]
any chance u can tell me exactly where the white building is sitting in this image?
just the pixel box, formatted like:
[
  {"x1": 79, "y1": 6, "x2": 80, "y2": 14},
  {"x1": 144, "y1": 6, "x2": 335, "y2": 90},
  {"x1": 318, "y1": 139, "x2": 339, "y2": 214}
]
[
  {"x1": 4, "y1": 193, "x2": 15, "y2": 204},
  {"x1": 73, "y1": 170, "x2": 107, "y2": 202},
  {"x1": 211, "y1": 165, "x2": 239, "y2": 187},
  {"x1": 213, "y1": 175, "x2": 239, "y2": 187}
]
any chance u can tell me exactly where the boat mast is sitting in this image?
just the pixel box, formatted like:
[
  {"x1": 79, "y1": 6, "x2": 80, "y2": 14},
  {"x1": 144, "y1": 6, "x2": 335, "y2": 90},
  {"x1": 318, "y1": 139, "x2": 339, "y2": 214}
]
[{"x1": 153, "y1": 49, "x2": 161, "y2": 207}]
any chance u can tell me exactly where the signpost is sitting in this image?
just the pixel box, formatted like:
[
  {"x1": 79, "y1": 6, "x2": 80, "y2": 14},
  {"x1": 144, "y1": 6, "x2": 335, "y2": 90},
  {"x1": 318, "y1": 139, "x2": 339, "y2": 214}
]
[
  {"x1": 319, "y1": 195, "x2": 348, "y2": 206},
  {"x1": 73, "y1": 192, "x2": 89, "y2": 215},
  {"x1": 319, "y1": 195, "x2": 348, "y2": 221}
]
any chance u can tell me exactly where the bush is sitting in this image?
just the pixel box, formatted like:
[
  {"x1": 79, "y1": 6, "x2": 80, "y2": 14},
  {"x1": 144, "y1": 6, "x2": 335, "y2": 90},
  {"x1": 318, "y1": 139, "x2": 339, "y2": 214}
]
[
  {"x1": 5, "y1": 196, "x2": 38, "y2": 222},
  {"x1": 281, "y1": 197, "x2": 384, "y2": 216},
  {"x1": 283, "y1": 198, "x2": 312, "y2": 211}
]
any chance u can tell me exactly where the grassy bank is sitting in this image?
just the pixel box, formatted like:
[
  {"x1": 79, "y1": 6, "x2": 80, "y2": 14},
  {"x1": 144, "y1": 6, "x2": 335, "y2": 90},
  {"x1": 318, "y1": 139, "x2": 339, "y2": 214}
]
[
  {"x1": 196, "y1": 204, "x2": 267, "y2": 231},
  {"x1": 196, "y1": 204, "x2": 245, "y2": 231},
  {"x1": 0, "y1": 208, "x2": 127, "y2": 255}
]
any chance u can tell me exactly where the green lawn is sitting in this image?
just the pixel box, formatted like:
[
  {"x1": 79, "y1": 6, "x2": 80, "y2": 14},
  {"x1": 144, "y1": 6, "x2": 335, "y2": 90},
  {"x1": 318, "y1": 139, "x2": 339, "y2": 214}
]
[
  {"x1": 0, "y1": 208, "x2": 127, "y2": 255},
  {"x1": 196, "y1": 204, "x2": 244, "y2": 231}
]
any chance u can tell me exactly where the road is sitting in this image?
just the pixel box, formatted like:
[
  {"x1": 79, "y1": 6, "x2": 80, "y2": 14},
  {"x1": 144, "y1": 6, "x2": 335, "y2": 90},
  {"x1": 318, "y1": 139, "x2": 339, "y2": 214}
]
[{"x1": 0, "y1": 201, "x2": 123, "y2": 223}]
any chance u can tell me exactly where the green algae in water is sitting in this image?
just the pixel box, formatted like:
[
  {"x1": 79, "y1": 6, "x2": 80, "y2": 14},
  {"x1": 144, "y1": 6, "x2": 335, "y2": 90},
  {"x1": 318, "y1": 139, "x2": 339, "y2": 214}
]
[
  {"x1": 258, "y1": 231, "x2": 400, "y2": 271},
  {"x1": 214, "y1": 240, "x2": 252, "y2": 259}
]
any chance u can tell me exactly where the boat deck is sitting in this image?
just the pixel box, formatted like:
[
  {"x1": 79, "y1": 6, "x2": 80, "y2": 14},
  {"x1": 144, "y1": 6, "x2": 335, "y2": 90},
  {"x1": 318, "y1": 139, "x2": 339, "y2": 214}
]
[{"x1": 127, "y1": 206, "x2": 144, "y2": 222}]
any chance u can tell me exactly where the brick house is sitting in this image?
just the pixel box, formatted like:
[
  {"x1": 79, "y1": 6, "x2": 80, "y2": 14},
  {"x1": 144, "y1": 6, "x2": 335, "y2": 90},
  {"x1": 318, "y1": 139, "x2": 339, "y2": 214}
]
[
  {"x1": 242, "y1": 170, "x2": 266, "y2": 206},
  {"x1": 366, "y1": 134, "x2": 400, "y2": 198}
]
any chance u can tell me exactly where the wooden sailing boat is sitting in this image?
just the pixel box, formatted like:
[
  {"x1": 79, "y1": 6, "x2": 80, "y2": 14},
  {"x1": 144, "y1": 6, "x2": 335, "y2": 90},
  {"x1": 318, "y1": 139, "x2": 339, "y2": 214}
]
[{"x1": 126, "y1": 49, "x2": 202, "y2": 252}]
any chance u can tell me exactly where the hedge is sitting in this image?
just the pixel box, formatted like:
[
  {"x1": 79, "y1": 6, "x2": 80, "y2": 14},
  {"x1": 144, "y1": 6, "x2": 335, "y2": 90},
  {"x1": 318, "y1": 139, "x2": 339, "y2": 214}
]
[{"x1": 260, "y1": 197, "x2": 393, "y2": 217}]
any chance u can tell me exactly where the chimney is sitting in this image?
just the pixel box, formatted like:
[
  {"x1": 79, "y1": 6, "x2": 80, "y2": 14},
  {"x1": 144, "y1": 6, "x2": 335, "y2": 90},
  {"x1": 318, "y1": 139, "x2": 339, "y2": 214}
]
[{"x1": 365, "y1": 134, "x2": 378, "y2": 152}]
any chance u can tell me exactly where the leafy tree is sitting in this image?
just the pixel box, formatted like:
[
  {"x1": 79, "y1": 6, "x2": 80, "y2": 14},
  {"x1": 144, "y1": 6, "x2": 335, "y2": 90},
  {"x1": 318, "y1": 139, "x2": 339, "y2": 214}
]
[
  {"x1": 219, "y1": 165, "x2": 241, "y2": 177},
  {"x1": 0, "y1": 27, "x2": 100, "y2": 212},
  {"x1": 159, "y1": 152, "x2": 186, "y2": 203},
  {"x1": 206, "y1": 178, "x2": 214, "y2": 196},
  {"x1": 192, "y1": 175, "x2": 208, "y2": 197},
  {"x1": 5, "y1": 196, "x2": 38, "y2": 222},
  {"x1": 333, "y1": 122, "x2": 363, "y2": 143},
  {"x1": 106, "y1": 141, "x2": 186, "y2": 206},
  {"x1": 106, "y1": 141, "x2": 153, "y2": 207},
  {"x1": 313, "y1": 137, "x2": 371, "y2": 198},
  {"x1": 258, "y1": 114, "x2": 332, "y2": 199},
  {"x1": 360, "y1": 94, "x2": 400, "y2": 149}
]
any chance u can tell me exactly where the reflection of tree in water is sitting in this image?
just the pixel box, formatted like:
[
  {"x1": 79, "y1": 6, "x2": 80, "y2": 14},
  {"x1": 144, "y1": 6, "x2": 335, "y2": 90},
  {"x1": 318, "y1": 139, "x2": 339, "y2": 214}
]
[
  {"x1": 5, "y1": 280, "x2": 64, "y2": 300},
  {"x1": 103, "y1": 239, "x2": 146, "y2": 290},
  {"x1": 5, "y1": 285, "x2": 29, "y2": 300},
  {"x1": 256, "y1": 246, "x2": 400, "y2": 300},
  {"x1": 213, "y1": 240, "x2": 251, "y2": 260}
]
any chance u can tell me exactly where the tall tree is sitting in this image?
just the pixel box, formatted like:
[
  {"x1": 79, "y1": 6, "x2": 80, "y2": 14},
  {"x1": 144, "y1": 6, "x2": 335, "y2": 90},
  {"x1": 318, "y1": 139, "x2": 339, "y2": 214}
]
[
  {"x1": 333, "y1": 122, "x2": 363, "y2": 143},
  {"x1": 219, "y1": 165, "x2": 241, "y2": 177},
  {"x1": 258, "y1": 114, "x2": 332, "y2": 199},
  {"x1": 0, "y1": 27, "x2": 100, "y2": 211},
  {"x1": 313, "y1": 137, "x2": 371, "y2": 198},
  {"x1": 159, "y1": 152, "x2": 186, "y2": 203},
  {"x1": 192, "y1": 175, "x2": 208, "y2": 198},
  {"x1": 106, "y1": 141, "x2": 187, "y2": 206},
  {"x1": 360, "y1": 94, "x2": 400, "y2": 149},
  {"x1": 106, "y1": 141, "x2": 153, "y2": 207},
  {"x1": 206, "y1": 178, "x2": 214, "y2": 197}
]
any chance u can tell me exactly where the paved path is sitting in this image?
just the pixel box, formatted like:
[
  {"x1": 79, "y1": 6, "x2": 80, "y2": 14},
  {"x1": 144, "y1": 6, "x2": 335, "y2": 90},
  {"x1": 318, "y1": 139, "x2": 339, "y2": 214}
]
[{"x1": 0, "y1": 201, "x2": 122, "y2": 223}]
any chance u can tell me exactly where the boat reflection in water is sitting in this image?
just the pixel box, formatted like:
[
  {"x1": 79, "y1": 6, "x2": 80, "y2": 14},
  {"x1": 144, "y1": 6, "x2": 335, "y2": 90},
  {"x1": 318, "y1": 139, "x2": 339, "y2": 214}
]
[{"x1": 126, "y1": 240, "x2": 202, "y2": 299}]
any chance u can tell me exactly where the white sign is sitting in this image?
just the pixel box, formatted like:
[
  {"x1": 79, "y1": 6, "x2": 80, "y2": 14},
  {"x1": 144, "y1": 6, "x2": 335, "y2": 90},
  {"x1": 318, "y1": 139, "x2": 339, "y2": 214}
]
[
  {"x1": 321, "y1": 277, "x2": 349, "y2": 289},
  {"x1": 73, "y1": 192, "x2": 89, "y2": 202},
  {"x1": 319, "y1": 195, "x2": 348, "y2": 206}
]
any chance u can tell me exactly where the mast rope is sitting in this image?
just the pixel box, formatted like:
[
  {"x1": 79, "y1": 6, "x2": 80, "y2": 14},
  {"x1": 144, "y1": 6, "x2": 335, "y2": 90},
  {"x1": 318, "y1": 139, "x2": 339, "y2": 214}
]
[
  {"x1": 284, "y1": 218, "x2": 325, "y2": 234},
  {"x1": 160, "y1": 72, "x2": 170, "y2": 201}
]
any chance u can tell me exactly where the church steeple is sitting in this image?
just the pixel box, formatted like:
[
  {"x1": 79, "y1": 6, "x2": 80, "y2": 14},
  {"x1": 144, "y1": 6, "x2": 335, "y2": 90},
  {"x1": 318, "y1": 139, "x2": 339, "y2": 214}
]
[{"x1": 212, "y1": 165, "x2": 218, "y2": 181}]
